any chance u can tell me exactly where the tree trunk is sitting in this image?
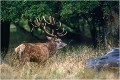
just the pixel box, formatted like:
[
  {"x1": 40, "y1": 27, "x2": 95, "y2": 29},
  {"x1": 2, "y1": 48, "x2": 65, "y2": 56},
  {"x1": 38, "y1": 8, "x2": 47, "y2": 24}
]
[
  {"x1": 91, "y1": 17, "x2": 97, "y2": 48},
  {"x1": 91, "y1": 4, "x2": 106, "y2": 49},
  {"x1": 1, "y1": 20, "x2": 10, "y2": 59}
]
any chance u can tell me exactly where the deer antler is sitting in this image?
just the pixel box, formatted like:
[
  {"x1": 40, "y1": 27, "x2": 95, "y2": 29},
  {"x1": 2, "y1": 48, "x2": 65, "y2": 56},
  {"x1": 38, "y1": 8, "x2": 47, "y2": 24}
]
[
  {"x1": 55, "y1": 22, "x2": 61, "y2": 30},
  {"x1": 31, "y1": 18, "x2": 42, "y2": 27},
  {"x1": 43, "y1": 23, "x2": 56, "y2": 37},
  {"x1": 43, "y1": 16, "x2": 55, "y2": 25},
  {"x1": 49, "y1": 16, "x2": 55, "y2": 25},
  {"x1": 31, "y1": 16, "x2": 67, "y2": 37},
  {"x1": 43, "y1": 16, "x2": 67, "y2": 37},
  {"x1": 55, "y1": 22, "x2": 67, "y2": 37},
  {"x1": 57, "y1": 28, "x2": 67, "y2": 36},
  {"x1": 43, "y1": 16, "x2": 67, "y2": 36},
  {"x1": 30, "y1": 17, "x2": 45, "y2": 32}
]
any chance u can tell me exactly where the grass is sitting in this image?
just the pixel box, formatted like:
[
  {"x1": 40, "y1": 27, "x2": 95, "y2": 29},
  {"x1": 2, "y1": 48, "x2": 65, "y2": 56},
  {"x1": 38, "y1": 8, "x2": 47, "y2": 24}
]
[{"x1": 1, "y1": 23, "x2": 119, "y2": 79}]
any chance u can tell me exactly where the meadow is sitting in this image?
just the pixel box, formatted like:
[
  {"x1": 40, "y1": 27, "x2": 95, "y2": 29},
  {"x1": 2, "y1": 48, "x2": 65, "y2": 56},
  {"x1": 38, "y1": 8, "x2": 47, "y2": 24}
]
[{"x1": 1, "y1": 23, "x2": 119, "y2": 79}]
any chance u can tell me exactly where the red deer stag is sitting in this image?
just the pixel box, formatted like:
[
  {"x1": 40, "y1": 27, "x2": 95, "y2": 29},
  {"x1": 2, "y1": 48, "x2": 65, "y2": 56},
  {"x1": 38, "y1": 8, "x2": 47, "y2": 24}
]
[{"x1": 15, "y1": 16, "x2": 67, "y2": 68}]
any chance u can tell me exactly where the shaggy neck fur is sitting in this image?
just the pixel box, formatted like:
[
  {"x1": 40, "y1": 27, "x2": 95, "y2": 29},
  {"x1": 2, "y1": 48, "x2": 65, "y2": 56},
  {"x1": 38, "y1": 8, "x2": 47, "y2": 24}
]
[{"x1": 47, "y1": 41, "x2": 57, "y2": 55}]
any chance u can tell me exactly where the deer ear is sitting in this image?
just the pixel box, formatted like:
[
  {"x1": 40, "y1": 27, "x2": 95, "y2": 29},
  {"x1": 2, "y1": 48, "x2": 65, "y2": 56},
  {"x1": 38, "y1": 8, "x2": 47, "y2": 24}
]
[{"x1": 47, "y1": 36, "x2": 52, "y2": 40}]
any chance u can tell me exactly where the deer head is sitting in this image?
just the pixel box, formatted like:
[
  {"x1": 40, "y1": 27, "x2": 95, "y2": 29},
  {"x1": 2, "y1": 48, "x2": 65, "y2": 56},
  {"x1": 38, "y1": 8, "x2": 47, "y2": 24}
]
[
  {"x1": 46, "y1": 36, "x2": 67, "y2": 49},
  {"x1": 42, "y1": 16, "x2": 67, "y2": 49}
]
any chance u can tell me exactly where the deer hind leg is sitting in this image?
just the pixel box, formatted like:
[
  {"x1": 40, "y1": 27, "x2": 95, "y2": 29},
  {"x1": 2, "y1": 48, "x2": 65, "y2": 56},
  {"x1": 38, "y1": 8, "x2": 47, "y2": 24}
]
[
  {"x1": 19, "y1": 56, "x2": 30, "y2": 78},
  {"x1": 18, "y1": 51, "x2": 26, "y2": 69},
  {"x1": 16, "y1": 44, "x2": 26, "y2": 69},
  {"x1": 26, "y1": 61, "x2": 32, "y2": 78},
  {"x1": 19, "y1": 55, "x2": 27, "y2": 78},
  {"x1": 18, "y1": 51, "x2": 28, "y2": 78}
]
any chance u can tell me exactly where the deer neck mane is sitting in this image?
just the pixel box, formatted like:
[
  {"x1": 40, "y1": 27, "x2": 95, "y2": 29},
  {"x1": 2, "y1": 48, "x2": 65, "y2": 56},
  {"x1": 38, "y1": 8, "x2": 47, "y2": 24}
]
[{"x1": 47, "y1": 41, "x2": 57, "y2": 54}]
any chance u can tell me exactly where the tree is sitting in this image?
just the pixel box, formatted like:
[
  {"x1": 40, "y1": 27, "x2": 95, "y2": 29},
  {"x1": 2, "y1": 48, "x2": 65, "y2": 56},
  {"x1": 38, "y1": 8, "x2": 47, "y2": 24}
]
[
  {"x1": 1, "y1": 1, "x2": 119, "y2": 58},
  {"x1": 1, "y1": 1, "x2": 23, "y2": 58}
]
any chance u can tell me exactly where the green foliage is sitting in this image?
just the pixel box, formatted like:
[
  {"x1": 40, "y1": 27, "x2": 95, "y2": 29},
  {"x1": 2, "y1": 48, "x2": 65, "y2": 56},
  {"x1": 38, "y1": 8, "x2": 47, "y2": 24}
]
[
  {"x1": 60, "y1": 2, "x2": 73, "y2": 18},
  {"x1": 1, "y1": 1, "x2": 99, "y2": 21},
  {"x1": 60, "y1": 1, "x2": 99, "y2": 18},
  {"x1": 23, "y1": 1, "x2": 52, "y2": 19},
  {"x1": 1, "y1": 1, "x2": 118, "y2": 22},
  {"x1": 102, "y1": 1, "x2": 119, "y2": 13},
  {"x1": 1, "y1": 1, "x2": 52, "y2": 21},
  {"x1": 1, "y1": 1, "x2": 23, "y2": 21},
  {"x1": 1, "y1": 1, "x2": 119, "y2": 46}
]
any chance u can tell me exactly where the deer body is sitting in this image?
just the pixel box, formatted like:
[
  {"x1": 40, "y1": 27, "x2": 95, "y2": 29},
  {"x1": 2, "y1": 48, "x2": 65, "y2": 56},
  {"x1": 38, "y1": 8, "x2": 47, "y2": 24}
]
[
  {"x1": 15, "y1": 42, "x2": 56, "y2": 63},
  {"x1": 15, "y1": 37, "x2": 66, "y2": 68}
]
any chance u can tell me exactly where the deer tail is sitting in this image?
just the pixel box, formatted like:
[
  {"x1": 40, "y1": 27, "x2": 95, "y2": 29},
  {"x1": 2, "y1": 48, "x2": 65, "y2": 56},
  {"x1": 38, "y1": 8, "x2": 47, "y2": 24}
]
[{"x1": 15, "y1": 44, "x2": 25, "y2": 59}]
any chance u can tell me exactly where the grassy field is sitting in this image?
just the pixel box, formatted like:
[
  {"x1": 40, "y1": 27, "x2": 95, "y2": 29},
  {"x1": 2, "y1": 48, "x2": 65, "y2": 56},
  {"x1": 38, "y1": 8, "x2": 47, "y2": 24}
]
[{"x1": 1, "y1": 23, "x2": 119, "y2": 79}]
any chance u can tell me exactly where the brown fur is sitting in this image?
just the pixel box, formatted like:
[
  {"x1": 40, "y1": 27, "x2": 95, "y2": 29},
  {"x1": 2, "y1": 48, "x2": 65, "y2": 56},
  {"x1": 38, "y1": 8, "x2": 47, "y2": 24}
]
[{"x1": 15, "y1": 38, "x2": 66, "y2": 68}]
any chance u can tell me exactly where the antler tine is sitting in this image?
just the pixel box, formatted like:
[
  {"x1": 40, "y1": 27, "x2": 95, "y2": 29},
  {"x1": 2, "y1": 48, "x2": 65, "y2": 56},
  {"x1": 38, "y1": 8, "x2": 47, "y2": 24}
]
[
  {"x1": 31, "y1": 23, "x2": 37, "y2": 27},
  {"x1": 43, "y1": 23, "x2": 55, "y2": 37},
  {"x1": 57, "y1": 31, "x2": 67, "y2": 37},
  {"x1": 43, "y1": 16, "x2": 50, "y2": 24},
  {"x1": 34, "y1": 18, "x2": 38, "y2": 26},
  {"x1": 55, "y1": 21, "x2": 63, "y2": 33},
  {"x1": 59, "y1": 21, "x2": 61, "y2": 27},
  {"x1": 51, "y1": 29, "x2": 54, "y2": 35},
  {"x1": 55, "y1": 22, "x2": 67, "y2": 37},
  {"x1": 49, "y1": 16, "x2": 56, "y2": 25},
  {"x1": 52, "y1": 16, "x2": 55, "y2": 25},
  {"x1": 56, "y1": 27, "x2": 64, "y2": 34},
  {"x1": 30, "y1": 26, "x2": 34, "y2": 32},
  {"x1": 57, "y1": 27, "x2": 67, "y2": 37},
  {"x1": 58, "y1": 32, "x2": 67, "y2": 36},
  {"x1": 36, "y1": 17, "x2": 38, "y2": 22},
  {"x1": 38, "y1": 17, "x2": 41, "y2": 21},
  {"x1": 60, "y1": 28, "x2": 65, "y2": 34},
  {"x1": 31, "y1": 20, "x2": 38, "y2": 28},
  {"x1": 35, "y1": 17, "x2": 41, "y2": 27},
  {"x1": 56, "y1": 22, "x2": 61, "y2": 30},
  {"x1": 39, "y1": 17, "x2": 43, "y2": 26},
  {"x1": 49, "y1": 16, "x2": 52, "y2": 24}
]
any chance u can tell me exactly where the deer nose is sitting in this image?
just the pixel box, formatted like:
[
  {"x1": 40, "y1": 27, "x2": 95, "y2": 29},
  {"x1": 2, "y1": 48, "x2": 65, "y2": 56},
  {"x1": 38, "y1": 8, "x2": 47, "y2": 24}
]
[{"x1": 62, "y1": 43, "x2": 67, "y2": 47}]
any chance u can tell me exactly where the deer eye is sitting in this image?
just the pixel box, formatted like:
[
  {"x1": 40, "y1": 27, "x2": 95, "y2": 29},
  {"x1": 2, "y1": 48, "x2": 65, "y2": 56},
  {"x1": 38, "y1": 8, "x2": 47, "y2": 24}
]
[
  {"x1": 58, "y1": 41, "x2": 61, "y2": 43},
  {"x1": 56, "y1": 40, "x2": 60, "y2": 43}
]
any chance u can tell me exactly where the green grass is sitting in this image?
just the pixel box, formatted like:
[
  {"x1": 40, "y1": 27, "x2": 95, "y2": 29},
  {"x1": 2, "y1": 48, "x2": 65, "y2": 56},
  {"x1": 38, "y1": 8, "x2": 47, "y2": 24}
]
[{"x1": 1, "y1": 23, "x2": 119, "y2": 79}]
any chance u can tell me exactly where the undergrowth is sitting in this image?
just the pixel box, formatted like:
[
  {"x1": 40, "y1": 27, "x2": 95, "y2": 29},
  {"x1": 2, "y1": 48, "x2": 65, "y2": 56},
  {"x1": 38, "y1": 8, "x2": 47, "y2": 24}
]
[{"x1": 0, "y1": 23, "x2": 119, "y2": 79}]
